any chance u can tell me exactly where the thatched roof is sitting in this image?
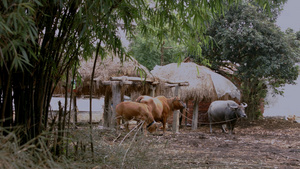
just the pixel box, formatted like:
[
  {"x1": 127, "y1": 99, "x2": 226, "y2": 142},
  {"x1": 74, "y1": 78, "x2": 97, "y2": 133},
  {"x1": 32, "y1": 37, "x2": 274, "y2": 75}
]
[
  {"x1": 76, "y1": 52, "x2": 157, "y2": 97},
  {"x1": 151, "y1": 62, "x2": 241, "y2": 101},
  {"x1": 79, "y1": 53, "x2": 155, "y2": 83}
]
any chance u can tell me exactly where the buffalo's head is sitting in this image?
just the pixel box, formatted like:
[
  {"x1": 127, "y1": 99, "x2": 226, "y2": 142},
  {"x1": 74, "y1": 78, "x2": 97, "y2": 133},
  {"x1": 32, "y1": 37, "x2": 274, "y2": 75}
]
[{"x1": 228, "y1": 102, "x2": 247, "y2": 118}]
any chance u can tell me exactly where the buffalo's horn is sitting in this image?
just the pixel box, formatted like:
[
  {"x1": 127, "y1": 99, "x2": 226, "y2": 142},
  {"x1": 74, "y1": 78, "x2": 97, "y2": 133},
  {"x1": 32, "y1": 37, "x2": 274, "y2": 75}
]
[
  {"x1": 241, "y1": 102, "x2": 248, "y2": 107},
  {"x1": 228, "y1": 103, "x2": 238, "y2": 109}
]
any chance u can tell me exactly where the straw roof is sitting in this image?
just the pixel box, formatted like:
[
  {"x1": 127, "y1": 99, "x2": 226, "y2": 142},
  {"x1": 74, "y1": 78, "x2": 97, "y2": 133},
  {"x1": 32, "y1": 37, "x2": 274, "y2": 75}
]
[
  {"x1": 79, "y1": 53, "x2": 155, "y2": 83},
  {"x1": 76, "y1": 52, "x2": 156, "y2": 97},
  {"x1": 151, "y1": 62, "x2": 241, "y2": 101}
]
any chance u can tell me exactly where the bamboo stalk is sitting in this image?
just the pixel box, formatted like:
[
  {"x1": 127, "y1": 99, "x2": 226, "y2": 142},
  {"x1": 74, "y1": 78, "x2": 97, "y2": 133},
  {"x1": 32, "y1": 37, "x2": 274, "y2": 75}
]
[{"x1": 89, "y1": 42, "x2": 101, "y2": 163}]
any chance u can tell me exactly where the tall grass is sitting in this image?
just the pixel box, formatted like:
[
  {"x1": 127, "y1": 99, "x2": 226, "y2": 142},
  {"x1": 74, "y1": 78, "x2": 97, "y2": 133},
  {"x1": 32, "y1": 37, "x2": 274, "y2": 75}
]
[
  {"x1": 0, "y1": 124, "x2": 167, "y2": 169},
  {"x1": 0, "y1": 127, "x2": 63, "y2": 169}
]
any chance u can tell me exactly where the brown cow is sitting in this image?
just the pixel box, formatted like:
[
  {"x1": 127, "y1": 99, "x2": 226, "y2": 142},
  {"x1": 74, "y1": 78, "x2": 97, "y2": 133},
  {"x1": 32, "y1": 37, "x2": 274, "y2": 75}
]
[
  {"x1": 136, "y1": 95, "x2": 186, "y2": 134},
  {"x1": 115, "y1": 101, "x2": 158, "y2": 135}
]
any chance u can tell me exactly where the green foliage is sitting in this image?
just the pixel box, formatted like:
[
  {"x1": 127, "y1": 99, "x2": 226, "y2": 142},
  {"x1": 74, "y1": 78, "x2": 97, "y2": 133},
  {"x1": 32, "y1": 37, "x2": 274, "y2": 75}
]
[
  {"x1": 200, "y1": 1, "x2": 298, "y2": 119},
  {"x1": 0, "y1": 0, "x2": 38, "y2": 71},
  {"x1": 205, "y1": 2, "x2": 298, "y2": 88},
  {"x1": 284, "y1": 28, "x2": 300, "y2": 62},
  {"x1": 129, "y1": 30, "x2": 185, "y2": 70}
]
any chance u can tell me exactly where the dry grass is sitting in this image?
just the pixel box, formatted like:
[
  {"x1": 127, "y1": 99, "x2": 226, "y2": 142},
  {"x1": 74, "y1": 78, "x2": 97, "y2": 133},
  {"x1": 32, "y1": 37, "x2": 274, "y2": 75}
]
[
  {"x1": 2, "y1": 118, "x2": 298, "y2": 169},
  {"x1": 0, "y1": 124, "x2": 166, "y2": 169},
  {"x1": 0, "y1": 128, "x2": 64, "y2": 169}
]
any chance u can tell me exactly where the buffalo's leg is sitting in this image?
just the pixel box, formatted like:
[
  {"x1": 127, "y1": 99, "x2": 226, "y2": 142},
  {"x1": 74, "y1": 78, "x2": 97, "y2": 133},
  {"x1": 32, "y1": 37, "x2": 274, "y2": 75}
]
[
  {"x1": 209, "y1": 115, "x2": 213, "y2": 133},
  {"x1": 221, "y1": 124, "x2": 227, "y2": 133},
  {"x1": 231, "y1": 120, "x2": 237, "y2": 134},
  {"x1": 227, "y1": 122, "x2": 234, "y2": 134}
]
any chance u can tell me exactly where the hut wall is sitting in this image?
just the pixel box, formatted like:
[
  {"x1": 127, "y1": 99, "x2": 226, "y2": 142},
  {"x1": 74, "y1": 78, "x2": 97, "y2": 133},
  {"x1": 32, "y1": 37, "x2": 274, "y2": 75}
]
[
  {"x1": 166, "y1": 100, "x2": 210, "y2": 126},
  {"x1": 186, "y1": 101, "x2": 210, "y2": 125}
]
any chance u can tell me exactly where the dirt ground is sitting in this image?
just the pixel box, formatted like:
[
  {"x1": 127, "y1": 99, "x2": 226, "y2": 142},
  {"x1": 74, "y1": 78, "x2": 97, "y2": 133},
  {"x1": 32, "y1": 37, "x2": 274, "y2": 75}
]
[{"x1": 93, "y1": 117, "x2": 300, "y2": 169}]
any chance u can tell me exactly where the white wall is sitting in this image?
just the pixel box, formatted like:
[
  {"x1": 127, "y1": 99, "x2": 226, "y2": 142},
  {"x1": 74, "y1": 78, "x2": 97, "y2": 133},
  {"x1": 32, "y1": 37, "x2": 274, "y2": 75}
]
[
  {"x1": 264, "y1": 76, "x2": 300, "y2": 117},
  {"x1": 50, "y1": 97, "x2": 104, "y2": 112},
  {"x1": 49, "y1": 97, "x2": 104, "y2": 123}
]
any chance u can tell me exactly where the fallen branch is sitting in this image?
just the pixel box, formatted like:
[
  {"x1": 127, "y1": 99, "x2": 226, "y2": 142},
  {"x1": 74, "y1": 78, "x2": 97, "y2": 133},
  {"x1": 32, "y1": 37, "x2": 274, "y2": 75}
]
[
  {"x1": 118, "y1": 121, "x2": 144, "y2": 146},
  {"x1": 121, "y1": 121, "x2": 144, "y2": 168}
]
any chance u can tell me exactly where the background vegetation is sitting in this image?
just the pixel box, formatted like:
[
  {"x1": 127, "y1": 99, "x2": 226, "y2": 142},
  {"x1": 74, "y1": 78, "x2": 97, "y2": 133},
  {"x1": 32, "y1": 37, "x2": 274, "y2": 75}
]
[
  {"x1": 199, "y1": 1, "x2": 299, "y2": 119},
  {"x1": 1, "y1": 0, "x2": 299, "y2": 168},
  {"x1": 128, "y1": 0, "x2": 299, "y2": 119}
]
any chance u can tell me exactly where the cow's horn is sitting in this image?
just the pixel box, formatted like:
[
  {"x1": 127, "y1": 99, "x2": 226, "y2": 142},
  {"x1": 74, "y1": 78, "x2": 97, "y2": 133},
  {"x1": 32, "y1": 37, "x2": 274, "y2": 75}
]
[{"x1": 241, "y1": 102, "x2": 248, "y2": 107}]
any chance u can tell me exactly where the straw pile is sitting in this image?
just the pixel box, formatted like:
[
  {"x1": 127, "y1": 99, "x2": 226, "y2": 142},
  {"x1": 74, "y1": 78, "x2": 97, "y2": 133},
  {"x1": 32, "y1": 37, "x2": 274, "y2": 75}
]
[{"x1": 151, "y1": 62, "x2": 241, "y2": 101}]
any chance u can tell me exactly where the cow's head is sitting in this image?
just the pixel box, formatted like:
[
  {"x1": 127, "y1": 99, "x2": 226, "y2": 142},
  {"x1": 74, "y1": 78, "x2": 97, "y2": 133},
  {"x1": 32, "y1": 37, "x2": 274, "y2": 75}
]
[
  {"x1": 228, "y1": 102, "x2": 247, "y2": 118},
  {"x1": 172, "y1": 96, "x2": 186, "y2": 109},
  {"x1": 147, "y1": 121, "x2": 160, "y2": 133}
]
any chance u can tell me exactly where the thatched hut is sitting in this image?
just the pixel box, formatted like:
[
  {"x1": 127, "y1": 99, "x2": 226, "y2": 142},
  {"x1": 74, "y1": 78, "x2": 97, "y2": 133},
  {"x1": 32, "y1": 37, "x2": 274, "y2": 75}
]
[
  {"x1": 52, "y1": 52, "x2": 164, "y2": 127},
  {"x1": 53, "y1": 52, "x2": 189, "y2": 128},
  {"x1": 151, "y1": 62, "x2": 241, "y2": 129},
  {"x1": 76, "y1": 53, "x2": 158, "y2": 99},
  {"x1": 151, "y1": 62, "x2": 240, "y2": 101},
  {"x1": 76, "y1": 52, "x2": 170, "y2": 127}
]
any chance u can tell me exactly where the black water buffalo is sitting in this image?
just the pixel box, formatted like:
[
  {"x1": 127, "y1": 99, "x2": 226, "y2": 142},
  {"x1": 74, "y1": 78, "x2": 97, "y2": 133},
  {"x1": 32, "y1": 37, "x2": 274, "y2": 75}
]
[{"x1": 208, "y1": 100, "x2": 247, "y2": 134}]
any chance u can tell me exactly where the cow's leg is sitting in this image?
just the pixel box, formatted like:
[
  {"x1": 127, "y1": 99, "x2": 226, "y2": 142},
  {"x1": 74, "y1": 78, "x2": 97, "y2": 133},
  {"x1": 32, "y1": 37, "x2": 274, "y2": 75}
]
[
  {"x1": 162, "y1": 119, "x2": 167, "y2": 134},
  {"x1": 125, "y1": 121, "x2": 129, "y2": 132},
  {"x1": 136, "y1": 119, "x2": 145, "y2": 133},
  {"x1": 142, "y1": 122, "x2": 147, "y2": 136},
  {"x1": 116, "y1": 116, "x2": 122, "y2": 130}
]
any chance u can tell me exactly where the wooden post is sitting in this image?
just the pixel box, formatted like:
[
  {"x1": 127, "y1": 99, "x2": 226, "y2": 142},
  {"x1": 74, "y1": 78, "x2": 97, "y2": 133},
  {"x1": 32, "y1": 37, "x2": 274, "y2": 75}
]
[
  {"x1": 172, "y1": 85, "x2": 180, "y2": 133},
  {"x1": 192, "y1": 100, "x2": 199, "y2": 130},
  {"x1": 185, "y1": 100, "x2": 188, "y2": 127},
  {"x1": 150, "y1": 85, "x2": 156, "y2": 97},
  {"x1": 103, "y1": 89, "x2": 111, "y2": 127},
  {"x1": 111, "y1": 81, "x2": 121, "y2": 128}
]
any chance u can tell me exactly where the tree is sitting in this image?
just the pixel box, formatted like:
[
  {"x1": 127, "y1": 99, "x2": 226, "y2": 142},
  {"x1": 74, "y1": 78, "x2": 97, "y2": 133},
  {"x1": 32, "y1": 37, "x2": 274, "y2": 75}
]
[
  {"x1": 129, "y1": 30, "x2": 185, "y2": 70},
  {"x1": 1, "y1": 0, "x2": 271, "y2": 146},
  {"x1": 284, "y1": 28, "x2": 300, "y2": 62},
  {"x1": 200, "y1": 1, "x2": 298, "y2": 119}
]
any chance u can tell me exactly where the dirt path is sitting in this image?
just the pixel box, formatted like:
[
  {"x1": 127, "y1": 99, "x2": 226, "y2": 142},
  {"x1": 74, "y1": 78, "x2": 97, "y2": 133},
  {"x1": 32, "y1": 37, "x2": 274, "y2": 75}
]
[
  {"x1": 75, "y1": 117, "x2": 300, "y2": 168},
  {"x1": 137, "y1": 118, "x2": 300, "y2": 168}
]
